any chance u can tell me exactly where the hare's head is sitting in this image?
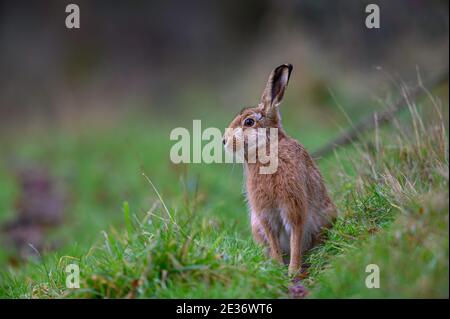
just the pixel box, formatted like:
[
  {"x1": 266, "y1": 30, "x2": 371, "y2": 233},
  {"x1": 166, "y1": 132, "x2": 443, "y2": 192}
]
[{"x1": 223, "y1": 64, "x2": 292, "y2": 157}]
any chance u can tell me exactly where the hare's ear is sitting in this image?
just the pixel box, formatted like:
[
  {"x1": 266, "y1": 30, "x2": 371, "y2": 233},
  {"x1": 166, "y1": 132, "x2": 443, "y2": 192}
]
[{"x1": 260, "y1": 64, "x2": 293, "y2": 112}]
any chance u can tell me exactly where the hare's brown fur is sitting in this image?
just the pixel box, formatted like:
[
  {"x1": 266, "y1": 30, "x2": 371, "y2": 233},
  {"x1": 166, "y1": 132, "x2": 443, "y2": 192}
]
[{"x1": 224, "y1": 64, "x2": 337, "y2": 275}]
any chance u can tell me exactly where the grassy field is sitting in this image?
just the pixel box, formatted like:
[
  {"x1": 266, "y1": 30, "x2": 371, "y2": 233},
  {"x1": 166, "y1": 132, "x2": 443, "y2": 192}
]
[{"x1": 0, "y1": 86, "x2": 448, "y2": 298}]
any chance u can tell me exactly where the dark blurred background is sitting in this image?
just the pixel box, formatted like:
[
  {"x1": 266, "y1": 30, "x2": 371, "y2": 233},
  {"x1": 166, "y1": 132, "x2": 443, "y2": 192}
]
[{"x1": 0, "y1": 0, "x2": 448, "y2": 130}]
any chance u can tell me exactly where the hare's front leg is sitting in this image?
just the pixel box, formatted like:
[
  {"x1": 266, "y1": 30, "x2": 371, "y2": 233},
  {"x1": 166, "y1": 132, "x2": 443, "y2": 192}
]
[
  {"x1": 259, "y1": 216, "x2": 283, "y2": 263},
  {"x1": 285, "y1": 203, "x2": 306, "y2": 276},
  {"x1": 288, "y1": 222, "x2": 304, "y2": 276},
  {"x1": 250, "y1": 212, "x2": 266, "y2": 246}
]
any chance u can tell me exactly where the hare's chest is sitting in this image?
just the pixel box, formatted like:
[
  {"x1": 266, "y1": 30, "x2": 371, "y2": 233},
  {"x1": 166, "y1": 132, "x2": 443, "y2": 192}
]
[{"x1": 245, "y1": 172, "x2": 288, "y2": 209}]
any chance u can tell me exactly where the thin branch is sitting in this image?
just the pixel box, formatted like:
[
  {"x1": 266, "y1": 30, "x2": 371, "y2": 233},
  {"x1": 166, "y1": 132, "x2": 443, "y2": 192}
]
[{"x1": 312, "y1": 71, "x2": 449, "y2": 159}]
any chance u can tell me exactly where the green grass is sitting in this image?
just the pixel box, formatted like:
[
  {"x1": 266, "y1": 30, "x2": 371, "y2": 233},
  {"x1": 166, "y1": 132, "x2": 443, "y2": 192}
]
[
  {"x1": 0, "y1": 90, "x2": 448, "y2": 298},
  {"x1": 306, "y1": 117, "x2": 449, "y2": 297}
]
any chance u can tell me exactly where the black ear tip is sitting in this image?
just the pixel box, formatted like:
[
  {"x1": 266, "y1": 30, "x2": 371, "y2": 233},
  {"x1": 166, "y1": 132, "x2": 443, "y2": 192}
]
[
  {"x1": 285, "y1": 63, "x2": 293, "y2": 74},
  {"x1": 276, "y1": 63, "x2": 293, "y2": 76}
]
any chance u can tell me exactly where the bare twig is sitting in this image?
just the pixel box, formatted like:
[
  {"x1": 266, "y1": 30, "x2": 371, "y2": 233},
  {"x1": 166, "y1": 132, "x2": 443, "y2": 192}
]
[{"x1": 312, "y1": 71, "x2": 448, "y2": 159}]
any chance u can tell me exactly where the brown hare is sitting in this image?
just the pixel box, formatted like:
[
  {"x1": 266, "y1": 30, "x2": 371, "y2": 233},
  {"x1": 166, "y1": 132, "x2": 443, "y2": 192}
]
[{"x1": 223, "y1": 64, "x2": 337, "y2": 275}]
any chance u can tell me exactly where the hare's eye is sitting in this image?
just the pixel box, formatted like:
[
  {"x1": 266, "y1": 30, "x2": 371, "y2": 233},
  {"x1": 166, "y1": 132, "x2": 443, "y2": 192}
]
[{"x1": 244, "y1": 118, "x2": 255, "y2": 127}]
